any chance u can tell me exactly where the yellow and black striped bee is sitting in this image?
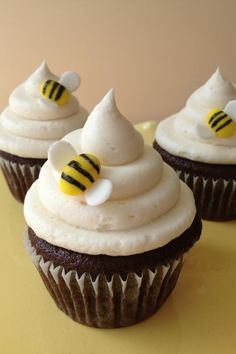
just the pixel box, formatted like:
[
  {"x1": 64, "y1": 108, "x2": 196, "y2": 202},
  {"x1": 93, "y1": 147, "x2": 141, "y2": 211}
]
[
  {"x1": 40, "y1": 80, "x2": 70, "y2": 106},
  {"x1": 206, "y1": 108, "x2": 236, "y2": 138},
  {"x1": 60, "y1": 153, "x2": 101, "y2": 196},
  {"x1": 40, "y1": 71, "x2": 80, "y2": 106},
  {"x1": 49, "y1": 140, "x2": 112, "y2": 205}
]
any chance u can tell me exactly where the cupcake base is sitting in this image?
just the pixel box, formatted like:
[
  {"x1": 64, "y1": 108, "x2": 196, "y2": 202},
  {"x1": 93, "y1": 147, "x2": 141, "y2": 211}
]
[
  {"x1": 25, "y1": 215, "x2": 201, "y2": 328},
  {"x1": 154, "y1": 141, "x2": 236, "y2": 221},
  {"x1": 0, "y1": 150, "x2": 46, "y2": 203}
]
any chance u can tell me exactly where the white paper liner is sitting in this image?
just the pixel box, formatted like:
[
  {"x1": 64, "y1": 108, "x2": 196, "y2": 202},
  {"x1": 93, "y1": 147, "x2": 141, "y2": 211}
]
[
  {"x1": 25, "y1": 233, "x2": 186, "y2": 328},
  {"x1": 0, "y1": 156, "x2": 44, "y2": 202},
  {"x1": 177, "y1": 170, "x2": 236, "y2": 220}
]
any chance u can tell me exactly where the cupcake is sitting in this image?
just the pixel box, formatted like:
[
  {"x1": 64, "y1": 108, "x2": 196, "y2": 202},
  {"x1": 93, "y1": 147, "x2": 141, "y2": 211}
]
[
  {"x1": 24, "y1": 90, "x2": 201, "y2": 328},
  {"x1": 0, "y1": 62, "x2": 88, "y2": 202},
  {"x1": 154, "y1": 68, "x2": 236, "y2": 221}
]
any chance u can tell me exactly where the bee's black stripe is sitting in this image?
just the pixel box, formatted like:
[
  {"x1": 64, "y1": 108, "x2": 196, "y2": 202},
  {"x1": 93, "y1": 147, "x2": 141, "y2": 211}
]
[
  {"x1": 215, "y1": 119, "x2": 232, "y2": 132},
  {"x1": 55, "y1": 85, "x2": 65, "y2": 101},
  {"x1": 61, "y1": 172, "x2": 86, "y2": 191},
  {"x1": 211, "y1": 114, "x2": 227, "y2": 128},
  {"x1": 208, "y1": 110, "x2": 223, "y2": 124},
  {"x1": 42, "y1": 80, "x2": 52, "y2": 94},
  {"x1": 68, "y1": 160, "x2": 94, "y2": 183},
  {"x1": 49, "y1": 81, "x2": 59, "y2": 99},
  {"x1": 80, "y1": 154, "x2": 100, "y2": 174}
]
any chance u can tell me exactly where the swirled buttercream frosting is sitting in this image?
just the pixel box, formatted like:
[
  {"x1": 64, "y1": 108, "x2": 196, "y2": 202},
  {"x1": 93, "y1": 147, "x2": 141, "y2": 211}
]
[
  {"x1": 0, "y1": 61, "x2": 87, "y2": 158},
  {"x1": 24, "y1": 90, "x2": 196, "y2": 256},
  {"x1": 156, "y1": 68, "x2": 236, "y2": 164}
]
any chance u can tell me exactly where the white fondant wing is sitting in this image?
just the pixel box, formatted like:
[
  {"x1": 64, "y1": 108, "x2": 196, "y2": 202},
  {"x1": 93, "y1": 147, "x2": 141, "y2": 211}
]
[
  {"x1": 59, "y1": 71, "x2": 80, "y2": 92},
  {"x1": 224, "y1": 100, "x2": 236, "y2": 121},
  {"x1": 48, "y1": 141, "x2": 77, "y2": 174},
  {"x1": 85, "y1": 179, "x2": 113, "y2": 206},
  {"x1": 196, "y1": 124, "x2": 215, "y2": 139}
]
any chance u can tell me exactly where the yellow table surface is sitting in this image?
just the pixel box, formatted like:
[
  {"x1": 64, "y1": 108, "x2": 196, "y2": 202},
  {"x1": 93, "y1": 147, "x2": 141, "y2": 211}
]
[{"x1": 1, "y1": 126, "x2": 236, "y2": 354}]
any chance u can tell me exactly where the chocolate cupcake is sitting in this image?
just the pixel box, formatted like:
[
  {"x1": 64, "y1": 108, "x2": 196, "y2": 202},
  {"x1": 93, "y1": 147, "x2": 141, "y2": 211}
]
[
  {"x1": 0, "y1": 62, "x2": 88, "y2": 202},
  {"x1": 24, "y1": 90, "x2": 201, "y2": 328},
  {"x1": 154, "y1": 68, "x2": 236, "y2": 221}
]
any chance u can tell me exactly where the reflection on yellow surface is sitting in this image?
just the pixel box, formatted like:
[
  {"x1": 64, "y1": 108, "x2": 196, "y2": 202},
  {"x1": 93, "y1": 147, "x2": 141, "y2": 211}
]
[
  {"x1": 134, "y1": 121, "x2": 158, "y2": 146},
  {"x1": 0, "y1": 122, "x2": 236, "y2": 354}
]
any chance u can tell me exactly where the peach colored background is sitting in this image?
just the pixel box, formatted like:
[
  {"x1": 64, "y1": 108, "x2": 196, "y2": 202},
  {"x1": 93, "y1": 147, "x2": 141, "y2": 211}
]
[{"x1": 0, "y1": 0, "x2": 235, "y2": 122}]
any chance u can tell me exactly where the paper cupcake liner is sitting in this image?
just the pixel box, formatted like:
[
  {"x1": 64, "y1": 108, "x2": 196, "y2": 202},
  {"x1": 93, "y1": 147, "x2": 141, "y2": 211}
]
[
  {"x1": 177, "y1": 170, "x2": 236, "y2": 221},
  {"x1": 0, "y1": 156, "x2": 44, "y2": 203},
  {"x1": 25, "y1": 234, "x2": 186, "y2": 328}
]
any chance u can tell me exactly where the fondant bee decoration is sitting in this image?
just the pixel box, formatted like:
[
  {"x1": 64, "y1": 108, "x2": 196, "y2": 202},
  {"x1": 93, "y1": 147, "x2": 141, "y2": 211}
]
[
  {"x1": 60, "y1": 153, "x2": 101, "y2": 196},
  {"x1": 206, "y1": 108, "x2": 236, "y2": 138},
  {"x1": 48, "y1": 141, "x2": 113, "y2": 206},
  {"x1": 197, "y1": 100, "x2": 236, "y2": 139},
  {"x1": 40, "y1": 71, "x2": 80, "y2": 106}
]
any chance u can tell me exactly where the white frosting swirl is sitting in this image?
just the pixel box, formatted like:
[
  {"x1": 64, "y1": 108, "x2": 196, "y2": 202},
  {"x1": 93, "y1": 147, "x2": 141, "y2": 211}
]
[
  {"x1": 24, "y1": 91, "x2": 196, "y2": 256},
  {"x1": 0, "y1": 62, "x2": 88, "y2": 158},
  {"x1": 81, "y1": 89, "x2": 144, "y2": 165},
  {"x1": 156, "y1": 68, "x2": 236, "y2": 163}
]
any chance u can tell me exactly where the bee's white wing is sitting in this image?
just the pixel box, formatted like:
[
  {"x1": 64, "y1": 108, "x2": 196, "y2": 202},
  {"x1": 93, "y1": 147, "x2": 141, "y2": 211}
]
[
  {"x1": 85, "y1": 179, "x2": 113, "y2": 206},
  {"x1": 48, "y1": 141, "x2": 77, "y2": 177},
  {"x1": 196, "y1": 124, "x2": 215, "y2": 139},
  {"x1": 59, "y1": 71, "x2": 80, "y2": 92},
  {"x1": 224, "y1": 100, "x2": 236, "y2": 121}
]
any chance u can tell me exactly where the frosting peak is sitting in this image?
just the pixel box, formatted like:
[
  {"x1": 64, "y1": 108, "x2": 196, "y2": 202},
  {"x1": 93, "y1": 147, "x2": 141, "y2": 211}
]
[
  {"x1": 201, "y1": 68, "x2": 236, "y2": 98},
  {"x1": 81, "y1": 89, "x2": 144, "y2": 165},
  {"x1": 185, "y1": 68, "x2": 236, "y2": 118},
  {"x1": 24, "y1": 61, "x2": 58, "y2": 97},
  {"x1": 205, "y1": 67, "x2": 226, "y2": 87},
  {"x1": 0, "y1": 62, "x2": 88, "y2": 158},
  {"x1": 99, "y1": 88, "x2": 117, "y2": 111},
  {"x1": 9, "y1": 62, "x2": 81, "y2": 121},
  {"x1": 156, "y1": 69, "x2": 236, "y2": 164}
]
